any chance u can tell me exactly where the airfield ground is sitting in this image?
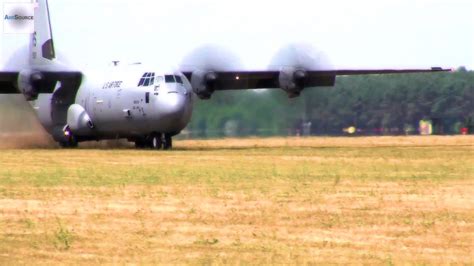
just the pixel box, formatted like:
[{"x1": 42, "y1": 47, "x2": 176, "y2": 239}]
[{"x1": 0, "y1": 136, "x2": 473, "y2": 264}]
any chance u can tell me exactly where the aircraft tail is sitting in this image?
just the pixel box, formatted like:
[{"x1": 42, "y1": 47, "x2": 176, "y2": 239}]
[{"x1": 29, "y1": 0, "x2": 56, "y2": 66}]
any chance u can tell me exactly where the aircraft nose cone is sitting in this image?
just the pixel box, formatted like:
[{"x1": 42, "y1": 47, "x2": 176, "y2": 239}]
[
  {"x1": 152, "y1": 91, "x2": 191, "y2": 133},
  {"x1": 157, "y1": 92, "x2": 187, "y2": 118}
]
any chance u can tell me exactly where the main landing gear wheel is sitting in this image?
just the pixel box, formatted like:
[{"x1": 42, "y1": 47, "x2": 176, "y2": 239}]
[
  {"x1": 135, "y1": 139, "x2": 146, "y2": 149},
  {"x1": 134, "y1": 133, "x2": 172, "y2": 150},
  {"x1": 163, "y1": 134, "x2": 172, "y2": 150},
  {"x1": 150, "y1": 134, "x2": 163, "y2": 150}
]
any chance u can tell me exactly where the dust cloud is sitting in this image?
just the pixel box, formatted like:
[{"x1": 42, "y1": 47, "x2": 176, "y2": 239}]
[
  {"x1": 0, "y1": 95, "x2": 133, "y2": 149},
  {"x1": 0, "y1": 95, "x2": 54, "y2": 148}
]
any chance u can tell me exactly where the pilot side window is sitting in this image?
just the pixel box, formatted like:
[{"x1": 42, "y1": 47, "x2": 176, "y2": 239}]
[{"x1": 165, "y1": 75, "x2": 175, "y2": 83}]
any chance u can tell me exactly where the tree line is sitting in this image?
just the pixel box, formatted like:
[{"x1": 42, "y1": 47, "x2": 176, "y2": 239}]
[{"x1": 188, "y1": 69, "x2": 474, "y2": 137}]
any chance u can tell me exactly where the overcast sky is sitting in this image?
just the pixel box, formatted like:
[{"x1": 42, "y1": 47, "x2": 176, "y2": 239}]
[{"x1": 1, "y1": 0, "x2": 473, "y2": 70}]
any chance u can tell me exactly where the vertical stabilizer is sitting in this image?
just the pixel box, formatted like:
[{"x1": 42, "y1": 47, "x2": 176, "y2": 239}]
[{"x1": 29, "y1": 0, "x2": 56, "y2": 65}]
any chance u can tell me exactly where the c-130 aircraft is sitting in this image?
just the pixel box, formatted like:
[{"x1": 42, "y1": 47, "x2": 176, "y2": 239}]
[{"x1": 0, "y1": 0, "x2": 449, "y2": 149}]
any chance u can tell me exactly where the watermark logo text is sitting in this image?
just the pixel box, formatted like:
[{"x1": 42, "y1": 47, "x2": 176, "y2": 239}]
[{"x1": 3, "y1": 3, "x2": 36, "y2": 34}]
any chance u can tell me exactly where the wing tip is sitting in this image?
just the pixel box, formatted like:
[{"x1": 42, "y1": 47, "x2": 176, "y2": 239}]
[{"x1": 431, "y1": 67, "x2": 453, "y2": 72}]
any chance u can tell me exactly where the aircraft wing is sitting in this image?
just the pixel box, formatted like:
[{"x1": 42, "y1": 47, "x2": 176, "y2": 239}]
[
  {"x1": 328, "y1": 68, "x2": 450, "y2": 76},
  {"x1": 0, "y1": 72, "x2": 19, "y2": 94},
  {"x1": 182, "y1": 67, "x2": 451, "y2": 91}
]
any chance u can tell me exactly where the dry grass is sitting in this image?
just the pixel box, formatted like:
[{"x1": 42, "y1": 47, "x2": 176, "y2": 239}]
[
  {"x1": 176, "y1": 135, "x2": 474, "y2": 149},
  {"x1": 0, "y1": 136, "x2": 473, "y2": 264}
]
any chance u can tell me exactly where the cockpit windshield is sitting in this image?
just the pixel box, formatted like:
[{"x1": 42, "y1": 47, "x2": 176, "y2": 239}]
[
  {"x1": 165, "y1": 75, "x2": 175, "y2": 83},
  {"x1": 165, "y1": 75, "x2": 184, "y2": 84}
]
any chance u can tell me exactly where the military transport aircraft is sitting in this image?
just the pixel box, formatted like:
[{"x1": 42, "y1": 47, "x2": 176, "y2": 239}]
[{"x1": 0, "y1": 0, "x2": 449, "y2": 149}]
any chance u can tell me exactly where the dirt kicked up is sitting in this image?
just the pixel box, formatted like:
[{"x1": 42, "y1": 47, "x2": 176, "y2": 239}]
[{"x1": 0, "y1": 136, "x2": 473, "y2": 264}]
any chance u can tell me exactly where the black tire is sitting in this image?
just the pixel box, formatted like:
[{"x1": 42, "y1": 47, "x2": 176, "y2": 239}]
[
  {"x1": 135, "y1": 139, "x2": 146, "y2": 149},
  {"x1": 150, "y1": 134, "x2": 163, "y2": 150},
  {"x1": 163, "y1": 134, "x2": 172, "y2": 150}
]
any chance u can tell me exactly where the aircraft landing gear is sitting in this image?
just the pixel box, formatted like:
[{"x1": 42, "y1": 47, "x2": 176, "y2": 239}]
[
  {"x1": 163, "y1": 134, "x2": 172, "y2": 150},
  {"x1": 134, "y1": 133, "x2": 173, "y2": 150},
  {"x1": 150, "y1": 134, "x2": 163, "y2": 150},
  {"x1": 135, "y1": 139, "x2": 146, "y2": 149}
]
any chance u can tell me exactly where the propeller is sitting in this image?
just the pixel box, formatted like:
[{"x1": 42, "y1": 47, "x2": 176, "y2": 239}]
[
  {"x1": 180, "y1": 45, "x2": 243, "y2": 99},
  {"x1": 268, "y1": 43, "x2": 332, "y2": 71},
  {"x1": 269, "y1": 43, "x2": 332, "y2": 98},
  {"x1": 179, "y1": 45, "x2": 244, "y2": 72}
]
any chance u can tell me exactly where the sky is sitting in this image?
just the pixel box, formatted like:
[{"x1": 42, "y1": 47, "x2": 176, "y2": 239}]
[{"x1": 0, "y1": 0, "x2": 473, "y2": 71}]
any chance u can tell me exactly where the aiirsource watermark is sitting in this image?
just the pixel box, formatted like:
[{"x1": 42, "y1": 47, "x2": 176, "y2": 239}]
[{"x1": 3, "y1": 3, "x2": 36, "y2": 34}]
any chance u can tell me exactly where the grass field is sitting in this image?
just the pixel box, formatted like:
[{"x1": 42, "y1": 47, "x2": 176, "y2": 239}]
[{"x1": 0, "y1": 136, "x2": 473, "y2": 264}]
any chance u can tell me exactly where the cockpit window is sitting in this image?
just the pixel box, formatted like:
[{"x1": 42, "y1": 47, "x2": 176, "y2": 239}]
[
  {"x1": 175, "y1": 75, "x2": 183, "y2": 84},
  {"x1": 165, "y1": 75, "x2": 175, "y2": 83}
]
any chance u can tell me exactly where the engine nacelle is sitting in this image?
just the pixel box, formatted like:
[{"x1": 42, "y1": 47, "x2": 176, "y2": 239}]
[
  {"x1": 279, "y1": 68, "x2": 307, "y2": 98},
  {"x1": 190, "y1": 70, "x2": 219, "y2": 100},
  {"x1": 18, "y1": 70, "x2": 45, "y2": 101},
  {"x1": 67, "y1": 104, "x2": 94, "y2": 136}
]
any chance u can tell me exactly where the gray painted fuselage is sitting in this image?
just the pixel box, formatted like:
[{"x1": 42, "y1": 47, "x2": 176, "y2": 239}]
[{"x1": 31, "y1": 67, "x2": 194, "y2": 142}]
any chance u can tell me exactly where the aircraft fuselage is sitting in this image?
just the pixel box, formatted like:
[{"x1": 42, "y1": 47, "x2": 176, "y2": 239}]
[{"x1": 30, "y1": 67, "x2": 194, "y2": 146}]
